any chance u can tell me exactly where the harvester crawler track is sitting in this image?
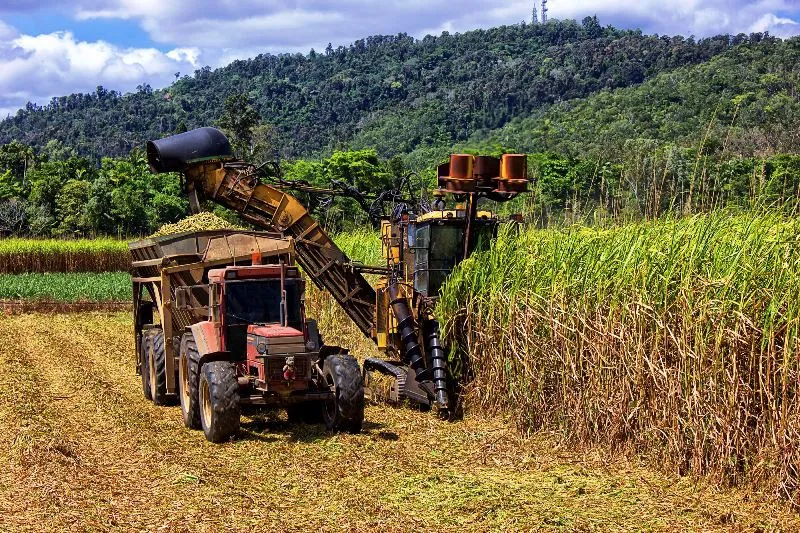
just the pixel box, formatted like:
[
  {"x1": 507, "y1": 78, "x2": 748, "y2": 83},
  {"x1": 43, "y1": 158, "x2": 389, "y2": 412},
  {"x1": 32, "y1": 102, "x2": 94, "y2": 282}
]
[{"x1": 362, "y1": 358, "x2": 431, "y2": 406}]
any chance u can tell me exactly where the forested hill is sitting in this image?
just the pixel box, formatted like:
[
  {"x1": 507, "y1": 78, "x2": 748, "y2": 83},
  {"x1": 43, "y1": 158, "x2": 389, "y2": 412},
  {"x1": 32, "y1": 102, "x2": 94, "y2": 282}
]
[
  {"x1": 460, "y1": 36, "x2": 800, "y2": 159},
  {"x1": 0, "y1": 19, "x2": 754, "y2": 159}
]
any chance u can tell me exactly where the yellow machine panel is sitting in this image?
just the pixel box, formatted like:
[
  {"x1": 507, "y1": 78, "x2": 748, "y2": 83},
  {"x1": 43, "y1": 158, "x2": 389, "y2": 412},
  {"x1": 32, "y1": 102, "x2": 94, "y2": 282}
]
[
  {"x1": 415, "y1": 210, "x2": 494, "y2": 223},
  {"x1": 381, "y1": 220, "x2": 401, "y2": 263}
]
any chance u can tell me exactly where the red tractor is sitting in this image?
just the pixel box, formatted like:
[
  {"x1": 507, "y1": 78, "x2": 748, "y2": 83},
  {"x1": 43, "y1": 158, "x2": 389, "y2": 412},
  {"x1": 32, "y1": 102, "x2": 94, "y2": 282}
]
[{"x1": 130, "y1": 230, "x2": 364, "y2": 443}]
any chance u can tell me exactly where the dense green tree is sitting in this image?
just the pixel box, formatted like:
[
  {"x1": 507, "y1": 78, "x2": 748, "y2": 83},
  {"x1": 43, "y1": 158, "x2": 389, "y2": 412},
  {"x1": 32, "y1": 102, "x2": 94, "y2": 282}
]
[
  {"x1": 217, "y1": 93, "x2": 261, "y2": 158},
  {"x1": 0, "y1": 141, "x2": 34, "y2": 199},
  {"x1": 55, "y1": 179, "x2": 91, "y2": 235}
]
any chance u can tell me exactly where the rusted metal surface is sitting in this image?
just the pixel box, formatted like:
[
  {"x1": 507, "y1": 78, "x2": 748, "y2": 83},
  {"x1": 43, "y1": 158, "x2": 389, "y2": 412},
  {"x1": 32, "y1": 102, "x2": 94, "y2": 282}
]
[{"x1": 436, "y1": 153, "x2": 529, "y2": 195}]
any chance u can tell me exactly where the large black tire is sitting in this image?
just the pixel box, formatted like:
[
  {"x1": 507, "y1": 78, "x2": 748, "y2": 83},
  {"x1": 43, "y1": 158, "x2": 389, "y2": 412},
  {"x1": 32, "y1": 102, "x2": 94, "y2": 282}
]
[
  {"x1": 199, "y1": 361, "x2": 241, "y2": 443},
  {"x1": 147, "y1": 329, "x2": 169, "y2": 406},
  {"x1": 179, "y1": 332, "x2": 202, "y2": 429},
  {"x1": 140, "y1": 334, "x2": 152, "y2": 401},
  {"x1": 322, "y1": 355, "x2": 365, "y2": 433}
]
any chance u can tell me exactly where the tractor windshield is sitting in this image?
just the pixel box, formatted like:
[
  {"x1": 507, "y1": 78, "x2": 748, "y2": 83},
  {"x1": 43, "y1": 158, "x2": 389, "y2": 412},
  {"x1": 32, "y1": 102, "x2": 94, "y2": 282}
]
[
  {"x1": 225, "y1": 278, "x2": 302, "y2": 329},
  {"x1": 223, "y1": 278, "x2": 303, "y2": 356}
]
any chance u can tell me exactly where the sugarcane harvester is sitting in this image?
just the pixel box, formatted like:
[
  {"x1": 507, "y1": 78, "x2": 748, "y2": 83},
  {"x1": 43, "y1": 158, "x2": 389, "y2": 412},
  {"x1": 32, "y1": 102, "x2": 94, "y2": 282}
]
[{"x1": 145, "y1": 127, "x2": 529, "y2": 415}]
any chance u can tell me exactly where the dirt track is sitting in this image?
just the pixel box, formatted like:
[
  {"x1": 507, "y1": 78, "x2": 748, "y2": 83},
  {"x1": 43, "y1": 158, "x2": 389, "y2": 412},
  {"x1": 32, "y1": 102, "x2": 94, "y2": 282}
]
[{"x1": 1, "y1": 312, "x2": 798, "y2": 531}]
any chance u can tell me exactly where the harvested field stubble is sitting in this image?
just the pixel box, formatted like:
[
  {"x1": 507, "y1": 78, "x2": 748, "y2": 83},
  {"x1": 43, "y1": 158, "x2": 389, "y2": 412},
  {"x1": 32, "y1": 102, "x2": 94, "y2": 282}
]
[
  {"x1": 0, "y1": 312, "x2": 798, "y2": 531},
  {"x1": 0, "y1": 238, "x2": 129, "y2": 274},
  {"x1": 439, "y1": 211, "x2": 800, "y2": 502}
]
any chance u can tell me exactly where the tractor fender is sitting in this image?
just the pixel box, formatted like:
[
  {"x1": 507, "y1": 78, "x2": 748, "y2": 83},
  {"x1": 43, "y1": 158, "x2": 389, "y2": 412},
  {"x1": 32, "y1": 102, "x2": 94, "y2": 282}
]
[
  {"x1": 319, "y1": 345, "x2": 349, "y2": 359},
  {"x1": 188, "y1": 322, "x2": 222, "y2": 357},
  {"x1": 187, "y1": 322, "x2": 234, "y2": 369}
]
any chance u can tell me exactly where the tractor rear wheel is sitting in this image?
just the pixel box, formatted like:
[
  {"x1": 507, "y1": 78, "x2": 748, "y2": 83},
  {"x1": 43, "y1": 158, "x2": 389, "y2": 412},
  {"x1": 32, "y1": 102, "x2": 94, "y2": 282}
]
[
  {"x1": 147, "y1": 329, "x2": 169, "y2": 406},
  {"x1": 322, "y1": 355, "x2": 365, "y2": 433},
  {"x1": 179, "y1": 332, "x2": 202, "y2": 429},
  {"x1": 199, "y1": 361, "x2": 240, "y2": 443},
  {"x1": 140, "y1": 334, "x2": 152, "y2": 401}
]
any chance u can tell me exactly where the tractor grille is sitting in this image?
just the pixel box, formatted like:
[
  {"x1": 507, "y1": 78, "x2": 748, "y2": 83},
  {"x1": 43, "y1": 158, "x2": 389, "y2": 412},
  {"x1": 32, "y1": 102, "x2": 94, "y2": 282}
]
[{"x1": 266, "y1": 355, "x2": 310, "y2": 381}]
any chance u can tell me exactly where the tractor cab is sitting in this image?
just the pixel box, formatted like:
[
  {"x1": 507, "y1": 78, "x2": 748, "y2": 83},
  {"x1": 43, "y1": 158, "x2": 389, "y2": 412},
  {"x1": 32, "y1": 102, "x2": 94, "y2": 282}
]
[{"x1": 207, "y1": 264, "x2": 319, "y2": 392}]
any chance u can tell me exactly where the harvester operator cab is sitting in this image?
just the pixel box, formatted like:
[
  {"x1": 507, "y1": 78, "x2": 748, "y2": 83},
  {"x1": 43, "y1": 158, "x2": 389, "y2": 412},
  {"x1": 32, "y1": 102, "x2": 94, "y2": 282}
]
[
  {"x1": 380, "y1": 153, "x2": 528, "y2": 301},
  {"x1": 409, "y1": 212, "x2": 496, "y2": 298}
]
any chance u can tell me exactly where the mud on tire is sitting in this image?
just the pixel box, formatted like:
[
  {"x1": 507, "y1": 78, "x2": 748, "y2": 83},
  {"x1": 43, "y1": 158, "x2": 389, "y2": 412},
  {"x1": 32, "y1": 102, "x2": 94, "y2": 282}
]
[
  {"x1": 199, "y1": 361, "x2": 241, "y2": 443},
  {"x1": 179, "y1": 332, "x2": 202, "y2": 429},
  {"x1": 322, "y1": 354, "x2": 365, "y2": 433}
]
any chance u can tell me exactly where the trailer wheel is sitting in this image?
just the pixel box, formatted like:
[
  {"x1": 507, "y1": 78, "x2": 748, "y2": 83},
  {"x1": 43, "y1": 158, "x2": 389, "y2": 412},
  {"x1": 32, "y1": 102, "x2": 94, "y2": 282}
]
[
  {"x1": 140, "y1": 334, "x2": 152, "y2": 401},
  {"x1": 179, "y1": 332, "x2": 201, "y2": 429},
  {"x1": 322, "y1": 355, "x2": 365, "y2": 433},
  {"x1": 147, "y1": 329, "x2": 169, "y2": 406},
  {"x1": 199, "y1": 361, "x2": 240, "y2": 443}
]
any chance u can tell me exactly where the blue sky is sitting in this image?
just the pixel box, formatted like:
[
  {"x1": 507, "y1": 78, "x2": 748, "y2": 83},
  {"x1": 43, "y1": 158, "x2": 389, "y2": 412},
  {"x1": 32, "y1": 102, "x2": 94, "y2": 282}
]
[{"x1": 0, "y1": 0, "x2": 798, "y2": 117}]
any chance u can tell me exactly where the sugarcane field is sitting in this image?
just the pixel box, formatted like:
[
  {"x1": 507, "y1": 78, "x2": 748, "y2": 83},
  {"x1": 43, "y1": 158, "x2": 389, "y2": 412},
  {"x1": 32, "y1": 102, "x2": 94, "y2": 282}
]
[{"x1": 3, "y1": 4, "x2": 800, "y2": 531}]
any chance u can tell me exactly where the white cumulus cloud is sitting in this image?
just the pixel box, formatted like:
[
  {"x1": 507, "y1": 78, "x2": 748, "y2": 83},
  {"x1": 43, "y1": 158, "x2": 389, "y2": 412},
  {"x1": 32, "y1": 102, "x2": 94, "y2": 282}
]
[
  {"x1": 0, "y1": 25, "x2": 200, "y2": 117},
  {"x1": 750, "y1": 13, "x2": 800, "y2": 37},
  {"x1": 63, "y1": 0, "x2": 800, "y2": 52}
]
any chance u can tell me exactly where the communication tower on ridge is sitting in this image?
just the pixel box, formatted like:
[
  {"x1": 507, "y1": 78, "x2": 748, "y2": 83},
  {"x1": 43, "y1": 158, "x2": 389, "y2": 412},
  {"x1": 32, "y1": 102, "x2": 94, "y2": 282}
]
[
  {"x1": 532, "y1": 2, "x2": 539, "y2": 24},
  {"x1": 542, "y1": 0, "x2": 548, "y2": 23}
]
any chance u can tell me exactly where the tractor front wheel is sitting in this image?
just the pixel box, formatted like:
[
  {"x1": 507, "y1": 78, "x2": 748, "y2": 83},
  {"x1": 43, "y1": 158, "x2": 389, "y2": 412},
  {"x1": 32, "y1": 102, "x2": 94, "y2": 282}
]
[
  {"x1": 322, "y1": 355, "x2": 365, "y2": 433},
  {"x1": 199, "y1": 361, "x2": 240, "y2": 443}
]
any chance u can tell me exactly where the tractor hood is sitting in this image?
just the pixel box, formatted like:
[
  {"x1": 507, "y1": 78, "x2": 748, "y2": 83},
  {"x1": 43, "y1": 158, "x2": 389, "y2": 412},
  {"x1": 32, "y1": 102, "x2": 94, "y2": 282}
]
[
  {"x1": 248, "y1": 324, "x2": 303, "y2": 338},
  {"x1": 247, "y1": 324, "x2": 307, "y2": 356}
]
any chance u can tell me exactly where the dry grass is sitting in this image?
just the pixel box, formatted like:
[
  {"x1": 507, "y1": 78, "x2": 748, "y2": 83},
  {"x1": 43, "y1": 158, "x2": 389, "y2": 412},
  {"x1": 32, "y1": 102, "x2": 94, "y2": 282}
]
[{"x1": 1, "y1": 312, "x2": 799, "y2": 531}]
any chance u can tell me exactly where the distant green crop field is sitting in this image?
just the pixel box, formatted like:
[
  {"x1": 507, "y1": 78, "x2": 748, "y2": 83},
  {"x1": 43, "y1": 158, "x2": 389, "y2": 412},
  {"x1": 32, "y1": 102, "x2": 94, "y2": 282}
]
[
  {"x1": 0, "y1": 272, "x2": 131, "y2": 302},
  {"x1": 0, "y1": 238, "x2": 130, "y2": 274},
  {"x1": 0, "y1": 231, "x2": 381, "y2": 275},
  {"x1": 334, "y1": 229, "x2": 382, "y2": 266},
  {"x1": 0, "y1": 230, "x2": 382, "y2": 304}
]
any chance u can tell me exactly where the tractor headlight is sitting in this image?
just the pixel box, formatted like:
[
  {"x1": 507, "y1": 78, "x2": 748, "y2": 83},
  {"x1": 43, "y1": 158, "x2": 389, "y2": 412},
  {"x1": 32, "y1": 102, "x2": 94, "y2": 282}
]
[{"x1": 257, "y1": 342, "x2": 267, "y2": 354}]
